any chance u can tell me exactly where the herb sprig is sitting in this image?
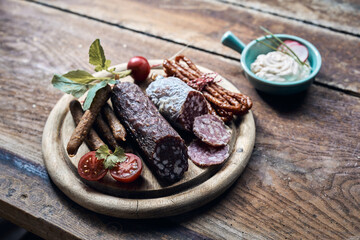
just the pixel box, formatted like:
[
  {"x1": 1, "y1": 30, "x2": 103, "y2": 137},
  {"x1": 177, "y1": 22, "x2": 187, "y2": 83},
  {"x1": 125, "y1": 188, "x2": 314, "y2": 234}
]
[
  {"x1": 257, "y1": 26, "x2": 310, "y2": 68},
  {"x1": 96, "y1": 145, "x2": 127, "y2": 169},
  {"x1": 52, "y1": 39, "x2": 130, "y2": 110}
]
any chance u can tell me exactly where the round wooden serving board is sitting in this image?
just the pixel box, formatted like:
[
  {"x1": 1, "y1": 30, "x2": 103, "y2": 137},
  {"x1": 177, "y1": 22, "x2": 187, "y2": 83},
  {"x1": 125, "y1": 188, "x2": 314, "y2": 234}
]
[{"x1": 42, "y1": 60, "x2": 256, "y2": 219}]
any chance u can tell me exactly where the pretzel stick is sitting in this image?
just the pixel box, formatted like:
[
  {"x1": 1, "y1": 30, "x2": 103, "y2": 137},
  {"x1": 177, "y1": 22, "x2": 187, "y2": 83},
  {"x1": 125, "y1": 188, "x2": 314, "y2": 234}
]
[
  {"x1": 175, "y1": 55, "x2": 202, "y2": 75},
  {"x1": 163, "y1": 55, "x2": 253, "y2": 121},
  {"x1": 206, "y1": 100, "x2": 232, "y2": 122},
  {"x1": 214, "y1": 105, "x2": 234, "y2": 122},
  {"x1": 206, "y1": 100, "x2": 217, "y2": 116},
  {"x1": 163, "y1": 59, "x2": 190, "y2": 83},
  {"x1": 175, "y1": 56, "x2": 202, "y2": 78},
  {"x1": 203, "y1": 84, "x2": 242, "y2": 113},
  {"x1": 212, "y1": 84, "x2": 252, "y2": 114}
]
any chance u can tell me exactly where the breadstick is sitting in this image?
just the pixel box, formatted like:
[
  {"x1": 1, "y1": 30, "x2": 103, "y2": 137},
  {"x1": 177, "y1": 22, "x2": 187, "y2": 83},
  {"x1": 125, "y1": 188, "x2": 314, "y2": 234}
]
[{"x1": 101, "y1": 103, "x2": 126, "y2": 142}]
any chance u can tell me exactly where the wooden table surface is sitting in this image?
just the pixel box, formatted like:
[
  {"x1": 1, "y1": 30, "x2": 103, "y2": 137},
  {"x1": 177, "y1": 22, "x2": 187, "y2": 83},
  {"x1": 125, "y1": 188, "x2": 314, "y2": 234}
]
[{"x1": 0, "y1": 0, "x2": 359, "y2": 239}]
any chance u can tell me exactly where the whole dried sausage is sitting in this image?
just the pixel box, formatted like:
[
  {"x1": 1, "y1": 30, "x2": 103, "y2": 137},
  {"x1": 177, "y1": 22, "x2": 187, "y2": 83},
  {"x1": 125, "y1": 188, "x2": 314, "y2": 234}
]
[
  {"x1": 111, "y1": 82, "x2": 188, "y2": 183},
  {"x1": 69, "y1": 100, "x2": 105, "y2": 151},
  {"x1": 67, "y1": 84, "x2": 111, "y2": 156},
  {"x1": 146, "y1": 76, "x2": 208, "y2": 132},
  {"x1": 93, "y1": 112, "x2": 118, "y2": 151},
  {"x1": 102, "y1": 103, "x2": 126, "y2": 142}
]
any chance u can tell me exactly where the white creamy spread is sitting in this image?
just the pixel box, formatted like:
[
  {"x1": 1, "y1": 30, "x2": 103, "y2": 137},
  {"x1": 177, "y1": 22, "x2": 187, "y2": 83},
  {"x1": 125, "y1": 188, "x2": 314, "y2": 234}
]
[{"x1": 250, "y1": 51, "x2": 310, "y2": 82}]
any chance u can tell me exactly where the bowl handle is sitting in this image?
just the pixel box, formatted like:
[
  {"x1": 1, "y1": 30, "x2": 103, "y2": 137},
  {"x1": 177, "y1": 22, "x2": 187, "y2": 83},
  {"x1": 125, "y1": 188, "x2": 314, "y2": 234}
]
[{"x1": 221, "y1": 31, "x2": 246, "y2": 54}]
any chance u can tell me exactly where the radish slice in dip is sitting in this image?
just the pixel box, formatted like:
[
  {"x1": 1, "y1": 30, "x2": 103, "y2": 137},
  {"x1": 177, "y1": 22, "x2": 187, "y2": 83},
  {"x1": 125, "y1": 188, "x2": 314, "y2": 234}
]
[
  {"x1": 277, "y1": 40, "x2": 309, "y2": 62},
  {"x1": 250, "y1": 51, "x2": 310, "y2": 82}
]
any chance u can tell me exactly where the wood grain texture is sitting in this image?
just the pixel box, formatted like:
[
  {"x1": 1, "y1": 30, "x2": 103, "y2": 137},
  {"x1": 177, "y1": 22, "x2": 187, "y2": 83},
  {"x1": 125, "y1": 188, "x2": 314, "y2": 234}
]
[
  {"x1": 222, "y1": 0, "x2": 360, "y2": 35},
  {"x1": 0, "y1": 0, "x2": 359, "y2": 239},
  {"x1": 35, "y1": 0, "x2": 360, "y2": 95},
  {"x1": 0, "y1": 149, "x2": 209, "y2": 240}
]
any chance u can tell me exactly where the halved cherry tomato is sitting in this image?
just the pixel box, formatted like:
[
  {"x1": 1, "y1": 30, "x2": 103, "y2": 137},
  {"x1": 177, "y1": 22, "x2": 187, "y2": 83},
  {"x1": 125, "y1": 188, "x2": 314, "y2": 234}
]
[
  {"x1": 78, "y1": 151, "x2": 108, "y2": 181},
  {"x1": 110, "y1": 153, "x2": 143, "y2": 183}
]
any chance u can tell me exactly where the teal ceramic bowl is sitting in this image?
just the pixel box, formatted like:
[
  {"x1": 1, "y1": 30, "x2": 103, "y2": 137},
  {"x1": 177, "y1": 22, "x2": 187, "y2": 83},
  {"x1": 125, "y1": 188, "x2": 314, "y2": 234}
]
[{"x1": 221, "y1": 31, "x2": 322, "y2": 95}]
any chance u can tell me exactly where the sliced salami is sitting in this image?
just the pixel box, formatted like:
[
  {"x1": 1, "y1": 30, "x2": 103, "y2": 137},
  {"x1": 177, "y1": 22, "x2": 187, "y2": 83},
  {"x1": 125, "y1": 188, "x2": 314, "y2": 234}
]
[
  {"x1": 146, "y1": 76, "x2": 208, "y2": 131},
  {"x1": 111, "y1": 82, "x2": 188, "y2": 183},
  {"x1": 193, "y1": 114, "x2": 231, "y2": 147},
  {"x1": 188, "y1": 139, "x2": 230, "y2": 167}
]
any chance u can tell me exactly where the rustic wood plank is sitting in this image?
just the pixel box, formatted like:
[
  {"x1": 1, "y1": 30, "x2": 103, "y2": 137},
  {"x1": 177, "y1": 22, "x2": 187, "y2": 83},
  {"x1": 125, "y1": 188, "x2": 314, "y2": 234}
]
[
  {"x1": 34, "y1": 0, "x2": 360, "y2": 95},
  {"x1": 0, "y1": 149, "x2": 208, "y2": 240},
  {"x1": 0, "y1": 0, "x2": 359, "y2": 239},
  {"x1": 221, "y1": 0, "x2": 360, "y2": 35}
]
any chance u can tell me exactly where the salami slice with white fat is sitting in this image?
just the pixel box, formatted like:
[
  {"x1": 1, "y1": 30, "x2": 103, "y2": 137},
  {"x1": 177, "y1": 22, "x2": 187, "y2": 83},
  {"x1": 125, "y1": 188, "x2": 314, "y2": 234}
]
[
  {"x1": 193, "y1": 114, "x2": 231, "y2": 147},
  {"x1": 146, "y1": 76, "x2": 208, "y2": 131},
  {"x1": 188, "y1": 139, "x2": 230, "y2": 167}
]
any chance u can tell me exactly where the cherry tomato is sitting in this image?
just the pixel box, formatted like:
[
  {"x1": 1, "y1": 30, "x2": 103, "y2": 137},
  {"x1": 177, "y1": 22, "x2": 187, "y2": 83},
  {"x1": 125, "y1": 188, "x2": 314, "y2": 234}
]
[
  {"x1": 110, "y1": 153, "x2": 143, "y2": 183},
  {"x1": 78, "y1": 151, "x2": 108, "y2": 181},
  {"x1": 127, "y1": 56, "x2": 150, "y2": 82}
]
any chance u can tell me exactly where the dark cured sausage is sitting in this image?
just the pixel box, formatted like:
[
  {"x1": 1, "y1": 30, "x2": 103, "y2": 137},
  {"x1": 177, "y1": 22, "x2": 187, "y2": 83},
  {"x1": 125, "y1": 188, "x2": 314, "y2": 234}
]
[
  {"x1": 69, "y1": 100, "x2": 105, "y2": 151},
  {"x1": 111, "y1": 82, "x2": 188, "y2": 183},
  {"x1": 146, "y1": 76, "x2": 208, "y2": 132},
  {"x1": 67, "y1": 84, "x2": 112, "y2": 156}
]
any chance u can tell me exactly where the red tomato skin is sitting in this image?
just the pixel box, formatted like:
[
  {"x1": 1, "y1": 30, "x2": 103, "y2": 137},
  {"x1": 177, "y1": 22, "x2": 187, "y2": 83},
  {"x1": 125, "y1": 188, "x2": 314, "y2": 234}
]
[
  {"x1": 110, "y1": 153, "x2": 143, "y2": 183},
  {"x1": 78, "y1": 151, "x2": 108, "y2": 181},
  {"x1": 127, "y1": 56, "x2": 150, "y2": 82}
]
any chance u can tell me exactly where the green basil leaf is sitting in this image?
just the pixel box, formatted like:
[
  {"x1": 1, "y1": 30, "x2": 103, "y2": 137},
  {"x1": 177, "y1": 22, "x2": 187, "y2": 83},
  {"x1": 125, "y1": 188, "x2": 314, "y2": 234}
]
[
  {"x1": 89, "y1": 39, "x2": 106, "y2": 69},
  {"x1": 51, "y1": 74, "x2": 89, "y2": 98},
  {"x1": 94, "y1": 66, "x2": 103, "y2": 72},
  {"x1": 63, "y1": 70, "x2": 96, "y2": 84},
  {"x1": 104, "y1": 59, "x2": 111, "y2": 70},
  {"x1": 95, "y1": 145, "x2": 110, "y2": 160},
  {"x1": 82, "y1": 80, "x2": 108, "y2": 110}
]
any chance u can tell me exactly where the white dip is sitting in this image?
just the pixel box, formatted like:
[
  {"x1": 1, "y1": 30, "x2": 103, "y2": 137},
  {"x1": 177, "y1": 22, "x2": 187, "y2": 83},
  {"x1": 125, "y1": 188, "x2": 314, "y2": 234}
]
[{"x1": 250, "y1": 51, "x2": 310, "y2": 82}]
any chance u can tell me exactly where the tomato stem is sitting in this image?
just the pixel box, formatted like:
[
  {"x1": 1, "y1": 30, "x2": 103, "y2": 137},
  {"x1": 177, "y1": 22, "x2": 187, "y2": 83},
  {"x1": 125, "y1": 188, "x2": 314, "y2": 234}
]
[{"x1": 150, "y1": 63, "x2": 162, "y2": 69}]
